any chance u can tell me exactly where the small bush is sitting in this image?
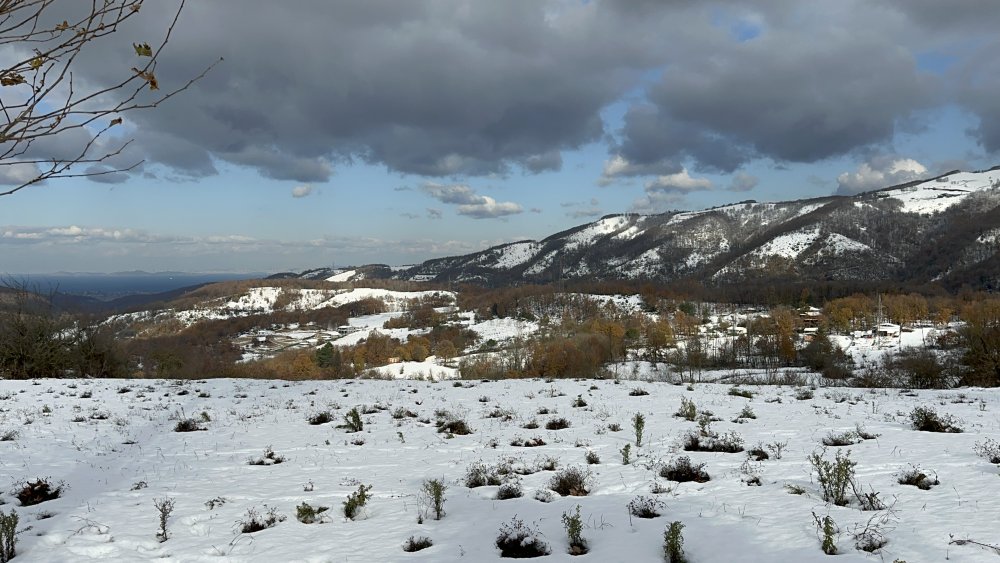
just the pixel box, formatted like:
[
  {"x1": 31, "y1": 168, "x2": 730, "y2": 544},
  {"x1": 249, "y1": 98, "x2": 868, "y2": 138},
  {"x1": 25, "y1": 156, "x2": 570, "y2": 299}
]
[
  {"x1": 620, "y1": 443, "x2": 632, "y2": 465},
  {"x1": 496, "y1": 482, "x2": 523, "y2": 500},
  {"x1": 402, "y1": 536, "x2": 433, "y2": 552},
  {"x1": 247, "y1": 446, "x2": 285, "y2": 466},
  {"x1": 496, "y1": 517, "x2": 550, "y2": 558},
  {"x1": 549, "y1": 466, "x2": 592, "y2": 497},
  {"x1": 173, "y1": 418, "x2": 204, "y2": 432},
  {"x1": 896, "y1": 465, "x2": 939, "y2": 490},
  {"x1": 571, "y1": 395, "x2": 588, "y2": 407},
  {"x1": 392, "y1": 407, "x2": 417, "y2": 419},
  {"x1": 728, "y1": 387, "x2": 753, "y2": 398},
  {"x1": 343, "y1": 484, "x2": 373, "y2": 520},
  {"x1": 675, "y1": 398, "x2": 697, "y2": 421},
  {"x1": 608, "y1": 422, "x2": 622, "y2": 432},
  {"x1": 822, "y1": 430, "x2": 861, "y2": 447},
  {"x1": 511, "y1": 436, "x2": 546, "y2": 447},
  {"x1": 421, "y1": 479, "x2": 447, "y2": 520},
  {"x1": 562, "y1": 505, "x2": 588, "y2": 555},
  {"x1": 338, "y1": 407, "x2": 364, "y2": 433},
  {"x1": 585, "y1": 450, "x2": 601, "y2": 465},
  {"x1": 747, "y1": 444, "x2": 769, "y2": 461},
  {"x1": 975, "y1": 438, "x2": 1000, "y2": 464},
  {"x1": 660, "y1": 456, "x2": 710, "y2": 483},
  {"x1": 237, "y1": 505, "x2": 285, "y2": 533},
  {"x1": 296, "y1": 502, "x2": 329, "y2": 524},
  {"x1": 632, "y1": 412, "x2": 646, "y2": 447},
  {"x1": 465, "y1": 461, "x2": 502, "y2": 488},
  {"x1": 15, "y1": 478, "x2": 63, "y2": 506},
  {"x1": 629, "y1": 387, "x2": 650, "y2": 397},
  {"x1": 438, "y1": 417, "x2": 473, "y2": 435},
  {"x1": 909, "y1": 406, "x2": 962, "y2": 433},
  {"x1": 1, "y1": 509, "x2": 18, "y2": 563},
  {"x1": 545, "y1": 417, "x2": 571, "y2": 430},
  {"x1": 153, "y1": 497, "x2": 175, "y2": 542},
  {"x1": 0, "y1": 430, "x2": 19, "y2": 442},
  {"x1": 795, "y1": 388, "x2": 814, "y2": 400},
  {"x1": 308, "y1": 411, "x2": 334, "y2": 425},
  {"x1": 663, "y1": 521, "x2": 687, "y2": 563},
  {"x1": 766, "y1": 440, "x2": 788, "y2": 460},
  {"x1": 628, "y1": 495, "x2": 665, "y2": 519},
  {"x1": 682, "y1": 430, "x2": 744, "y2": 453},
  {"x1": 734, "y1": 405, "x2": 756, "y2": 421},
  {"x1": 818, "y1": 514, "x2": 837, "y2": 555},
  {"x1": 809, "y1": 449, "x2": 855, "y2": 506}
]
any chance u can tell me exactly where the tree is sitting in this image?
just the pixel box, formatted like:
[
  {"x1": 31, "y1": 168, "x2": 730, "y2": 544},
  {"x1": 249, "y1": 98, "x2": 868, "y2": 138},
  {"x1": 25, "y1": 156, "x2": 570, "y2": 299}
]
[{"x1": 0, "y1": 0, "x2": 219, "y2": 196}]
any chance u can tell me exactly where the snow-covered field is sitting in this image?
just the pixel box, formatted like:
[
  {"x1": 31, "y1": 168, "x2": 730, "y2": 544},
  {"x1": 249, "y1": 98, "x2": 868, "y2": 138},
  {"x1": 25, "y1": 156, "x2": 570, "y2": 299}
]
[{"x1": 2, "y1": 377, "x2": 999, "y2": 562}]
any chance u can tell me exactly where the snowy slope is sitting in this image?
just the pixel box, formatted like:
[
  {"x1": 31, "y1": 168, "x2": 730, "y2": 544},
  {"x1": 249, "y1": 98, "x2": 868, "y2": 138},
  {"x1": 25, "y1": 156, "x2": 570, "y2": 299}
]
[{"x1": 2, "y1": 378, "x2": 999, "y2": 562}]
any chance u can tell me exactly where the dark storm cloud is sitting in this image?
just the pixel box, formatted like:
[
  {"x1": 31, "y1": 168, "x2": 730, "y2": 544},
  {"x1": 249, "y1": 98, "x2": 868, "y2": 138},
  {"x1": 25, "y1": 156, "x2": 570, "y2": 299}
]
[{"x1": 55, "y1": 0, "x2": 1000, "y2": 187}]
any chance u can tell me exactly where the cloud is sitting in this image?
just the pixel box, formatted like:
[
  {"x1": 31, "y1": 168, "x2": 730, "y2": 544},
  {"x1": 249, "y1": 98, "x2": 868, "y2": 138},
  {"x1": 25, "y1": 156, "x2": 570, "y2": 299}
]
[
  {"x1": 836, "y1": 156, "x2": 928, "y2": 195},
  {"x1": 728, "y1": 172, "x2": 758, "y2": 192},
  {"x1": 567, "y1": 207, "x2": 603, "y2": 219},
  {"x1": 644, "y1": 169, "x2": 712, "y2": 193},
  {"x1": 27, "y1": 0, "x2": 997, "y2": 189},
  {"x1": 400, "y1": 212, "x2": 420, "y2": 219},
  {"x1": 426, "y1": 208, "x2": 443, "y2": 220},
  {"x1": 421, "y1": 182, "x2": 523, "y2": 219},
  {"x1": 0, "y1": 163, "x2": 42, "y2": 186},
  {"x1": 598, "y1": 153, "x2": 682, "y2": 186},
  {"x1": 291, "y1": 184, "x2": 314, "y2": 198}
]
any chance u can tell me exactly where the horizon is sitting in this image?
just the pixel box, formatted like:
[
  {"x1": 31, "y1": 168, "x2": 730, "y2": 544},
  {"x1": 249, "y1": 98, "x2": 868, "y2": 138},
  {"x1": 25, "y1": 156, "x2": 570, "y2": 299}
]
[{"x1": 2, "y1": 1, "x2": 999, "y2": 274}]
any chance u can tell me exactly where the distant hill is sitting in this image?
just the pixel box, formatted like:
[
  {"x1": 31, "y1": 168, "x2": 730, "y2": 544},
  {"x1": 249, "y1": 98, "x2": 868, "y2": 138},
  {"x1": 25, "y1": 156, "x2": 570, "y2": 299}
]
[{"x1": 287, "y1": 167, "x2": 1000, "y2": 291}]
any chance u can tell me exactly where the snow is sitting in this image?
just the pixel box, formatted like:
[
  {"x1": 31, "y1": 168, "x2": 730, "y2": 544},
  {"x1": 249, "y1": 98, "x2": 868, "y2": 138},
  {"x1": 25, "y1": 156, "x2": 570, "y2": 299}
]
[
  {"x1": 563, "y1": 216, "x2": 632, "y2": 251},
  {"x1": 884, "y1": 171, "x2": 1000, "y2": 215},
  {"x1": 3, "y1": 377, "x2": 1000, "y2": 562},
  {"x1": 468, "y1": 318, "x2": 540, "y2": 343},
  {"x1": 326, "y1": 270, "x2": 356, "y2": 282},
  {"x1": 367, "y1": 358, "x2": 458, "y2": 381},
  {"x1": 490, "y1": 242, "x2": 541, "y2": 270},
  {"x1": 752, "y1": 228, "x2": 821, "y2": 259}
]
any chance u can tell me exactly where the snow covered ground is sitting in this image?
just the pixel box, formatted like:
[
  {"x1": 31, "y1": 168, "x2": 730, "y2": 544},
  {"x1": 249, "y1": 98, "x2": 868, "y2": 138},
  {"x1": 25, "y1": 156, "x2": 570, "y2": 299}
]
[{"x1": 2, "y1": 377, "x2": 999, "y2": 562}]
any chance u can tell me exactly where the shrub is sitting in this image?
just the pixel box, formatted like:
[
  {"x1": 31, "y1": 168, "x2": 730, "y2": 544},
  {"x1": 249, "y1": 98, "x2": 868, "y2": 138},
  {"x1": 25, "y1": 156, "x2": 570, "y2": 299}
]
[
  {"x1": 660, "y1": 456, "x2": 710, "y2": 483},
  {"x1": 682, "y1": 430, "x2": 744, "y2": 453},
  {"x1": 247, "y1": 446, "x2": 285, "y2": 466},
  {"x1": 562, "y1": 505, "x2": 588, "y2": 555},
  {"x1": 391, "y1": 407, "x2": 417, "y2": 419},
  {"x1": 896, "y1": 465, "x2": 939, "y2": 490},
  {"x1": 296, "y1": 502, "x2": 329, "y2": 524},
  {"x1": 308, "y1": 411, "x2": 333, "y2": 425},
  {"x1": 734, "y1": 405, "x2": 756, "y2": 421},
  {"x1": 818, "y1": 514, "x2": 837, "y2": 555},
  {"x1": 766, "y1": 440, "x2": 788, "y2": 460},
  {"x1": 608, "y1": 422, "x2": 622, "y2": 432},
  {"x1": 628, "y1": 495, "x2": 665, "y2": 519},
  {"x1": 343, "y1": 484, "x2": 373, "y2": 520},
  {"x1": 909, "y1": 406, "x2": 962, "y2": 433},
  {"x1": 0, "y1": 430, "x2": 17, "y2": 442},
  {"x1": 496, "y1": 517, "x2": 550, "y2": 558},
  {"x1": 975, "y1": 438, "x2": 1000, "y2": 464},
  {"x1": 15, "y1": 478, "x2": 63, "y2": 506},
  {"x1": 571, "y1": 395, "x2": 588, "y2": 407},
  {"x1": 663, "y1": 521, "x2": 687, "y2": 563},
  {"x1": 795, "y1": 388, "x2": 814, "y2": 400},
  {"x1": 173, "y1": 418, "x2": 204, "y2": 432},
  {"x1": 822, "y1": 430, "x2": 861, "y2": 447},
  {"x1": 511, "y1": 436, "x2": 546, "y2": 447},
  {"x1": 437, "y1": 417, "x2": 473, "y2": 435},
  {"x1": 153, "y1": 497, "x2": 175, "y2": 542},
  {"x1": 585, "y1": 450, "x2": 601, "y2": 465},
  {"x1": 549, "y1": 466, "x2": 592, "y2": 497},
  {"x1": 464, "y1": 461, "x2": 502, "y2": 488},
  {"x1": 496, "y1": 482, "x2": 523, "y2": 500},
  {"x1": 629, "y1": 387, "x2": 649, "y2": 397},
  {"x1": 620, "y1": 443, "x2": 632, "y2": 465},
  {"x1": 675, "y1": 398, "x2": 697, "y2": 421},
  {"x1": 1, "y1": 509, "x2": 17, "y2": 563},
  {"x1": 237, "y1": 505, "x2": 285, "y2": 533},
  {"x1": 338, "y1": 407, "x2": 364, "y2": 433},
  {"x1": 402, "y1": 536, "x2": 433, "y2": 552},
  {"x1": 728, "y1": 387, "x2": 753, "y2": 398},
  {"x1": 632, "y1": 412, "x2": 646, "y2": 447},
  {"x1": 421, "y1": 479, "x2": 447, "y2": 520},
  {"x1": 545, "y1": 417, "x2": 571, "y2": 430},
  {"x1": 809, "y1": 449, "x2": 855, "y2": 506},
  {"x1": 747, "y1": 444, "x2": 769, "y2": 461}
]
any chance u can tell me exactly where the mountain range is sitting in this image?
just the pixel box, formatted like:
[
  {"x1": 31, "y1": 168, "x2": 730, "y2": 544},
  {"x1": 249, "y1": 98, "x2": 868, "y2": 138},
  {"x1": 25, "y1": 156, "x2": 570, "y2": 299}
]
[{"x1": 279, "y1": 167, "x2": 1000, "y2": 291}]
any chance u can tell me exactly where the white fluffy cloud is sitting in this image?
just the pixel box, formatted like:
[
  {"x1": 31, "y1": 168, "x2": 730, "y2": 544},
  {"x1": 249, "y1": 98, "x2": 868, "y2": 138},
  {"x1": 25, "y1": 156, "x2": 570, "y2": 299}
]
[
  {"x1": 644, "y1": 169, "x2": 713, "y2": 193},
  {"x1": 836, "y1": 157, "x2": 928, "y2": 195},
  {"x1": 421, "y1": 183, "x2": 523, "y2": 219},
  {"x1": 291, "y1": 184, "x2": 314, "y2": 198}
]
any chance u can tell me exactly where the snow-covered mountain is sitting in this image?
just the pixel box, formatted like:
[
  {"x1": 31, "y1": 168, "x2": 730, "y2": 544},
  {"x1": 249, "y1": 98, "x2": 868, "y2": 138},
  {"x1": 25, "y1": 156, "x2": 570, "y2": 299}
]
[{"x1": 382, "y1": 167, "x2": 1000, "y2": 289}]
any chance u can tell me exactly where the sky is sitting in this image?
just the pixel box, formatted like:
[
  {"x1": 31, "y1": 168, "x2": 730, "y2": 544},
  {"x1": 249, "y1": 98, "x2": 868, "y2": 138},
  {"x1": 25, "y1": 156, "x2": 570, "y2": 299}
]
[{"x1": 1, "y1": 0, "x2": 999, "y2": 274}]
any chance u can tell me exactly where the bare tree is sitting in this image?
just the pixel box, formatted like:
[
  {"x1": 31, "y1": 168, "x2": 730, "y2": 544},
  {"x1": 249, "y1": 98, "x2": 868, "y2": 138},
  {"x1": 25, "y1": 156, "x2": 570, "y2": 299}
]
[{"x1": 0, "y1": 0, "x2": 219, "y2": 197}]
